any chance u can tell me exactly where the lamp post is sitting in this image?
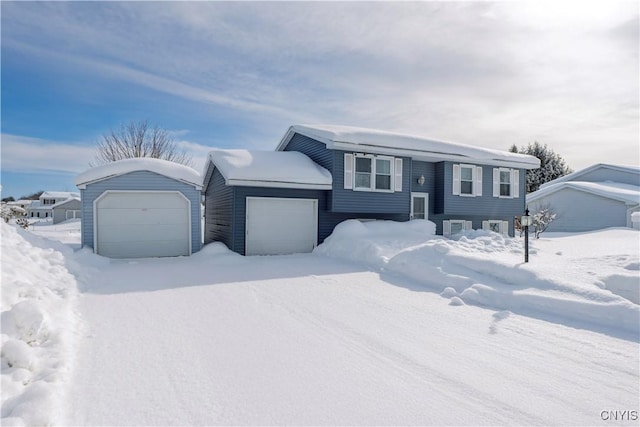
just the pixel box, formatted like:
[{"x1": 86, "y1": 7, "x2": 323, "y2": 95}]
[{"x1": 521, "y1": 208, "x2": 531, "y2": 263}]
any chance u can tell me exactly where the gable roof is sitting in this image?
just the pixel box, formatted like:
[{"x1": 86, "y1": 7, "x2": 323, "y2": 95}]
[
  {"x1": 75, "y1": 158, "x2": 202, "y2": 189},
  {"x1": 277, "y1": 124, "x2": 541, "y2": 169},
  {"x1": 528, "y1": 181, "x2": 640, "y2": 206},
  {"x1": 539, "y1": 163, "x2": 640, "y2": 189},
  {"x1": 204, "y1": 149, "x2": 332, "y2": 190},
  {"x1": 51, "y1": 196, "x2": 81, "y2": 210}
]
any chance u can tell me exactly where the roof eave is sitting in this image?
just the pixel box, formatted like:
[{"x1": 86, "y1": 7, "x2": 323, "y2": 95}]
[{"x1": 226, "y1": 178, "x2": 332, "y2": 190}]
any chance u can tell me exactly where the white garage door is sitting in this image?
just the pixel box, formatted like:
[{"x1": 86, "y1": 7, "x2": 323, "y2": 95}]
[
  {"x1": 95, "y1": 191, "x2": 191, "y2": 258},
  {"x1": 246, "y1": 197, "x2": 318, "y2": 256}
]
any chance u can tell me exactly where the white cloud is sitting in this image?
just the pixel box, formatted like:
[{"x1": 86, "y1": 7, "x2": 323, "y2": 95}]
[{"x1": 1, "y1": 134, "x2": 97, "y2": 174}]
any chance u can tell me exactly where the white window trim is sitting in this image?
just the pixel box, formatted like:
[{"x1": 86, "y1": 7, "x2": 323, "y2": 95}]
[
  {"x1": 493, "y1": 168, "x2": 520, "y2": 198},
  {"x1": 453, "y1": 164, "x2": 482, "y2": 197},
  {"x1": 483, "y1": 219, "x2": 510, "y2": 236},
  {"x1": 410, "y1": 192, "x2": 429, "y2": 220},
  {"x1": 352, "y1": 153, "x2": 396, "y2": 193},
  {"x1": 443, "y1": 219, "x2": 473, "y2": 237}
]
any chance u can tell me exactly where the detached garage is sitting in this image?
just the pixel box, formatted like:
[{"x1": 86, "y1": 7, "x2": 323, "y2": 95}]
[
  {"x1": 202, "y1": 149, "x2": 332, "y2": 256},
  {"x1": 76, "y1": 158, "x2": 202, "y2": 258}
]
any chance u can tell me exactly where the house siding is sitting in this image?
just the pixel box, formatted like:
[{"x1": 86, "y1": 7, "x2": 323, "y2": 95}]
[
  {"x1": 330, "y1": 150, "x2": 411, "y2": 214},
  {"x1": 410, "y1": 161, "x2": 436, "y2": 216},
  {"x1": 52, "y1": 199, "x2": 81, "y2": 224},
  {"x1": 80, "y1": 170, "x2": 202, "y2": 254},
  {"x1": 204, "y1": 167, "x2": 234, "y2": 249},
  {"x1": 569, "y1": 168, "x2": 640, "y2": 186},
  {"x1": 283, "y1": 133, "x2": 334, "y2": 171},
  {"x1": 527, "y1": 187, "x2": 630, "y2": 232}
]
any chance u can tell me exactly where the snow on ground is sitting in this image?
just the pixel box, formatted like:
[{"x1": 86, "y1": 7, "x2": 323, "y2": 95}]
[
  {"x1": 1, "y1": 222, "x2": 81, "y2": 426},
  {"x1": 316, "y1": 220, "x2": 640, "y2": 338},
  {"x1": 2, "y1": 219, "x2": 639, "y2": 425}
]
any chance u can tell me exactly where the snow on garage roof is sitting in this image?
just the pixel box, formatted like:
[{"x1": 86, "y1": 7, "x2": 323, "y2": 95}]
[
  {"x1": 528, "y1": 181, "x2": 640, "y2": 206},
  {"x1": 278, "y1": 124, "x2": 541, "y2": 169},
  {"x1": 75, "y1": 158, "x2": 202, "y2": 189},
  {"x1": 41, "y1": 191, "x2": 80, "y2": 199},
  {"x1": 206, "y1": 149, "x2": 332, "y2": 189}
]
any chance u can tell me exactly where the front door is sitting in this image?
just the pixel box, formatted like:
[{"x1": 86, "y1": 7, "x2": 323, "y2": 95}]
[{"x1": 411, "y1": 192, "x2": 429, "y2": 220}]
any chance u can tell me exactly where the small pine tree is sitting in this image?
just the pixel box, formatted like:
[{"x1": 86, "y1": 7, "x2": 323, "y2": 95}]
[{"x1": 510, "y1": 142, "x2": 572, "y2": 193}]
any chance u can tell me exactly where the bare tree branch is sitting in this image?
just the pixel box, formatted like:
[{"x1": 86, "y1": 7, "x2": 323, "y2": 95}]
[{"x1": 90, "y1": 120, "x2": 193, "y2": 167}]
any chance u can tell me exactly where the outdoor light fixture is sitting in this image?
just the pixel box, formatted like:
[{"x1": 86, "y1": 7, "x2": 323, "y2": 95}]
[
  {"x1": 521, "y1": 208, "x2": 532, "y2": 263},
  {"x1": 417, "y1": 175, "x2": 425, "y2": 186}
]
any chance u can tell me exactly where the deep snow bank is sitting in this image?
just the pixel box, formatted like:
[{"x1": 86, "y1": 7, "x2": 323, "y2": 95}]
[
  {"x1": 315, "y1": 220, "x2": 640, "y2": 337},
  {"x1": 1, "y1": 223, "x2": 81, "y2": 426}
]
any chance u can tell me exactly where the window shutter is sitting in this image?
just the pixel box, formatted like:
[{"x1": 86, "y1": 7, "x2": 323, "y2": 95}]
[
  {"x1": 475, "y1": 167, "x2": 483, "y2": 196},
  {"x1": 512, "y1": 169, "x2": 519, "y2": 198},
  {"x1": 394, "y1": 158, "x2": 403, "y2": 192},
  {"x1": 502, "y1": 221, "x2": 509, "y2": 237},
  {"x1": 493, "y1": 168, "x2": 500, "y2": 197},
  {"x1": 465, "y1": 220, "x2": 473, "y2": 231},
  {"x1": 344, "y1": 153, "x2": 353, "y2": 189},
  {"x1": 452, "y1": 164, "x2": 461, "y2": 195},
  {"x1": 443, "y1": 220, "x2": 451, "y2": 237},
  {"x1": 482, "y1": 220, "x2": 489, "y2": 231}
]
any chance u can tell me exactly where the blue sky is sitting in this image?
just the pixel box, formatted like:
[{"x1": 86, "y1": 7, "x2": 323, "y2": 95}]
[{"x1": 1, "y1": 1, "x2": 638, "y2": 199}]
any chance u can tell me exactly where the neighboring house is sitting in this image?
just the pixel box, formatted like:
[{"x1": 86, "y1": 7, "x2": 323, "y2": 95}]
[
  {"x1": 7, "y1": 199, "x2": 33, "y2": 213},
  {"x1": 527, "y1": 163, "x2": 640, "y2": 232},
  {"x1": 75, "y1": 158, "x2": 202, "y2": 259},
  {"x1": 51, "y1": 196, "x2": 81, "y2": 224},
  {"x1": 27, "y1": 191, "x2": 80, "y2": 219},
  {"x1": 203, "y1": 125, "x2": 540, "y2": 256}
]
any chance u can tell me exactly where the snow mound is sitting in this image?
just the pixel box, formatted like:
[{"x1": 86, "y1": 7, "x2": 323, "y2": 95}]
[
  {"x1": 315, "y1": 220, "x2": 640, "y2": 337},
  {"x1": 1, "y1": 223, "x2": 80, "y2": 426}
]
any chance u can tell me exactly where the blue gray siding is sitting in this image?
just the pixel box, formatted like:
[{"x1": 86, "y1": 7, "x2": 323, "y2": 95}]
[
  {"x1": 80, "y1": 171, "x2": 202, "y2": 254},
  {"x1": 283, "y1": 133, "x2": 334, "y2": 171},
  {"x1": 330, "y1": 150, "x2": 411, "y2": 214},
  {"x1": 204, "y1": 166, "x2": 234, "y2": 248},
  {"x1": 567, "y1": 168, "x2": 639, "y2": 186},
  {"x1": 410, "y1": 161, "x2": 437, "y2": 216},
  {"x1": 52, "y1": 198, "x2": 81, "y2": 224},
  {"x1": 527, "y1": 187, "x2": 630, "y2": 232}
]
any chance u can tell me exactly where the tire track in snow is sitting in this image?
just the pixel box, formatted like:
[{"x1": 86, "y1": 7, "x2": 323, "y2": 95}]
[{"x1": 249, "y1": 278, "x2": 548, "y2": 425}]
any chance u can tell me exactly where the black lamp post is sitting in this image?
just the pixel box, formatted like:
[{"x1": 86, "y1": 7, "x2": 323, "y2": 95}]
[{"x1": 521, "y1": 207, "x2": 531, "y2": 263}]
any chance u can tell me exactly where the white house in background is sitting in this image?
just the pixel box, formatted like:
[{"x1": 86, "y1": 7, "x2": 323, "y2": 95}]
[
  {"x1": 6, "y1": 199, "x2": 33, "y2": 213},
  {"x1": 27, "y1": 191, "x2": 80, "y2": 222},
  {"x1": 526, "y1": 163, "x2": 640, "y2": 232}
]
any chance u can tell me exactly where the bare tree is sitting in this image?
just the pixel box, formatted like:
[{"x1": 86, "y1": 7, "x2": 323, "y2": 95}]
[
  {"x1": 532, "y1": 204, "x2": 557, "y2": 238},
  {"x1": 91, "y1": 120, "x2": 193, "y2": 167}
]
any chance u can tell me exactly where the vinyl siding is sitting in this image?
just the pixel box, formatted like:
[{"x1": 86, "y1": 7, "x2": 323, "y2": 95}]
[
  {"x1": 527, "y1": 187, "x2": 630, "y2": 232},
  {"x1": 442, "y1": 161, "x2": 525, "y2": 218},
  {"x1": 330, "y1": 150, "x2": 411, "y2": 214},
  {"x1": 434, "y1": 162, "x2": 445, "y2": 214},
  {"x1": 52, "y1": 199, "x2": 81, "y2": 224},
  {"x1": 204, "y1": 166, "x2": 234, "y2": 248},
  {"x1": 410, "y1": 161, "x2": 436, "y2": 216},
  {"x1": 570, "y1": 168, "x2": 639, "y2": 186},
  {"x1": 81, "y1": 170, "x2": 202, "y2": 254},
  {"x1": 283, "y1": 133, "x2": 334, "y2": 171}
]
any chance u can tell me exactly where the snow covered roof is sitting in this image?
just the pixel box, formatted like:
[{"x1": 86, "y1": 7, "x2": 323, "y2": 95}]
[
  {"x1": 278, "y1": 124, "x2": 541, "y2": 169},
  {"x1": 539, "y1": 163, "x2": 640, "y2": 189},
  {"x1": 75, "y1": 158, "x2": 202, "y2": 189},
  {"x1": 41, "y1": 191, "x2": 80, "y2": 199},
  {"x1": 528, "y1": 181, "x2": 640, "y2": 206},
  {"x1": 205, "y1": 149, "x2": 332, "y2": 190}
]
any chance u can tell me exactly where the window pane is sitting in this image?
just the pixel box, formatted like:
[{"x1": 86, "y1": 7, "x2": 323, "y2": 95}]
[
  {"x1": 355, "y1": 157, "x2": 372, "y2": 173},
  {"x1": 461, "y1": 167, "x2": 473, "y2": 181},
  {"x1": 489, "y1": 222, "x2": 500, "y2": 232},
  {"x1": 450, "y1": 222, "x2": 464, "y2": 234},
  {"x1": 376, "y1": 159, "x2": 391, "y2": 174},
  {"x1": 355, "y1": 173, "x2": 371, "y2": 188},
  {"x1": 375, "y1": 175, "x2": 391, "y2": 190},
  {"x1": 413, "y1": 197, "x2": 425, "y2": 219},
  {"x1": 461, "y1": 181, "x2": 473, "y2": 194},
  {"x1": 500, "y1": 171, "x2": 510, "y2": 184},
  {"x1": 500, "y1": 183, "x2": 510, "y2": 196}
]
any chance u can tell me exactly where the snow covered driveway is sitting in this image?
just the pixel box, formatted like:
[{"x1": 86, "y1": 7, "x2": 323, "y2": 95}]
[{"x1": 67, "y1": 247, "x2": 639, "y2": 426}]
